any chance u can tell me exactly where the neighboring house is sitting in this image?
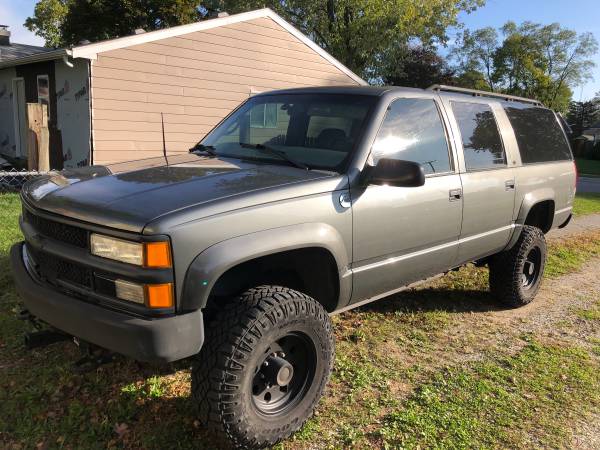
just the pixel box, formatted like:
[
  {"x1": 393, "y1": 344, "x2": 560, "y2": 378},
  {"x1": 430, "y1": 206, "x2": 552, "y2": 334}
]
[
  {"x1": 582, "y1": 122, "x2": 600, "y2": 142},
  {"x1": 0, "y1": 9, "x2": 365, "y2": 169}
]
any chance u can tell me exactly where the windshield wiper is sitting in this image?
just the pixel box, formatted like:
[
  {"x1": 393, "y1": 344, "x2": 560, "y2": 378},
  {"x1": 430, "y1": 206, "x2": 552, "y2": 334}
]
[
  {"x1": 239, "y1": 142, "x2": 310, "y2": 170},
  {"x1": 189, "y1": 143, "x2": 217, "y2": 157}
]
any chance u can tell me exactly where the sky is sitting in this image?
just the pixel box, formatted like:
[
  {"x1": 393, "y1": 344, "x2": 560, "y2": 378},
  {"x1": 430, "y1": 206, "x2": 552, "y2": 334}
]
[{"x1": 1, "y1": 0, "x2": 599, "y2": 100}]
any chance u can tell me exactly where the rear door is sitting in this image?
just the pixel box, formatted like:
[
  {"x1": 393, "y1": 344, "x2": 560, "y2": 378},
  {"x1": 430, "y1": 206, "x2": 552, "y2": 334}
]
[
  {"x1": 442, "y1": 99, "x2": 517, "y2": 263},
  {"x1": 350, "y1": 93, "x2": 463, "y2": 303}
]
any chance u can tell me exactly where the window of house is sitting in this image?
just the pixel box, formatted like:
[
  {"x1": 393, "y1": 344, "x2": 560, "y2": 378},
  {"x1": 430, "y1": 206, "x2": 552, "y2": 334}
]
[
  {"x1": 451, "y1": 101, "x2": 506, "y2": 171},
  {"x1": 250, "y1": 103, "x2": 278, "y2": 128},
  {"x1": 502, "y1": 104, "x2": 572, "y2": 163},
  {"x1": 372, "y1": 98, "x2": 452, "y2": 175},
  {"x1": 36, "y1": 74, "x2": 50, "y2": 120}
]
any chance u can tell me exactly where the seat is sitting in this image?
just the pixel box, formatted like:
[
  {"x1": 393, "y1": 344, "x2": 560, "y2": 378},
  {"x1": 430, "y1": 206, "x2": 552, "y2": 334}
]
[{"x1": 315, "y1": 128, "x2": 348, "y2": 151}]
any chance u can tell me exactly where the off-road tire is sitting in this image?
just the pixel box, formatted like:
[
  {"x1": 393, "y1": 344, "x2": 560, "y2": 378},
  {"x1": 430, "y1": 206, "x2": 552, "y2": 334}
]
[
  {"x1": 489, "y1": 225, "x2": 547, "y2": 307},
  {"x1": 192, "y1": 285, "x2": 334, "y2": 449}
]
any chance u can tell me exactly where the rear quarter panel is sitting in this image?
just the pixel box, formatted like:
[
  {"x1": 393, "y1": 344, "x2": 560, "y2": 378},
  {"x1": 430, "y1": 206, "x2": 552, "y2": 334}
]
[{"x1": 512, "y1": 161, "x2": 576, "y2": 227}]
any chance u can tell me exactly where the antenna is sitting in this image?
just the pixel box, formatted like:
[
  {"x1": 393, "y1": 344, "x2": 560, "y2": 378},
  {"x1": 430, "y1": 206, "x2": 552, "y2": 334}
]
[{"x1": 161, "y1": 112, "x2": 168, "y2": 165}]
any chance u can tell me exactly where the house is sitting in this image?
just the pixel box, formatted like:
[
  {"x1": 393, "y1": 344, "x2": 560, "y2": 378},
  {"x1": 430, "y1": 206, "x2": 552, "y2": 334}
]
[
  {"x1": 582, "y1": 122, "x2": 600, "y2": 142},
  {"x1": 0, "y1": 9, "x2": 365, "y2": 169}
]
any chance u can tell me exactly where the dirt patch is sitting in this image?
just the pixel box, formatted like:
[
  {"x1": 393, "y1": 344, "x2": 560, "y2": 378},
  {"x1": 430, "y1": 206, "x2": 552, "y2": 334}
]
[{"x1": 548, "y1": 214, "x2": 600, "y2": 240}]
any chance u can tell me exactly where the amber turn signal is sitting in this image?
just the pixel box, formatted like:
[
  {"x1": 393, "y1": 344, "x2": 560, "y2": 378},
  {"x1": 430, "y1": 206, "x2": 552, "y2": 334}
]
[
  {"x1": 144, "y1": 241, "x2": 172, "y2": 268},
  {"x1": 146, "y1": 283, "x2": 174, "y2": 308}
]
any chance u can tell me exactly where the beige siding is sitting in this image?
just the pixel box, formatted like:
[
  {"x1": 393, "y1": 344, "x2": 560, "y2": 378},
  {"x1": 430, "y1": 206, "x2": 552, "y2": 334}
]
[{"x1": 91, "y1": 17, "x2": 360, "y2": 164}]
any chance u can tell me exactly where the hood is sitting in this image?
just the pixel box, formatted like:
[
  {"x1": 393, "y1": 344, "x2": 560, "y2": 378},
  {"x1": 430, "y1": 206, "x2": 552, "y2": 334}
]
[{"x1": 22, "y1": 155, "x2": 335, "y2": 232}]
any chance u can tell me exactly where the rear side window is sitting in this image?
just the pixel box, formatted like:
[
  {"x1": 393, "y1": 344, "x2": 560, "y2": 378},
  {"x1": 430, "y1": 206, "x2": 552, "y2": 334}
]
[
  {"x1": 372, "y1": 98, "x2": 451, "y2": 175},
  {"x1": 451, "y1": 102, "x2": 506, "y2": 171},
  {"x1": 503, "y1": 105, "x2": 572, "y2": 163}
]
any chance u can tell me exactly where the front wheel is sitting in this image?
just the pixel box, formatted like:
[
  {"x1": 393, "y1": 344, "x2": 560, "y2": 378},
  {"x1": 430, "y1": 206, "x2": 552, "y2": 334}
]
[
  {"x1": 489, "y1": 225, "x2": 547, "y2": 307},
  {"x1": 192, "y1": 286, "x2": 334, "y2": 449}
]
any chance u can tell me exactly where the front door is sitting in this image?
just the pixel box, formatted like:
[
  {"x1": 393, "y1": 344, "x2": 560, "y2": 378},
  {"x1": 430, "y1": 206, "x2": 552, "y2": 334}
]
[{"x1": 350, "y1": 94, "x2": 463, "y2": 303}]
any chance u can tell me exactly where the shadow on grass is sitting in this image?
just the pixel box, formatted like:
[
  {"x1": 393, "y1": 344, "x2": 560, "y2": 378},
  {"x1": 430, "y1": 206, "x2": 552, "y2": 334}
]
[{"x1": 360, "y1": 286, "x2": 511, "y2": 315}]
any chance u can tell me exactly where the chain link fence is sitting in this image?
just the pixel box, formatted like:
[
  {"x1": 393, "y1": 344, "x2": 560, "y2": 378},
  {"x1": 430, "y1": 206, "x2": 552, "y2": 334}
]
[{"x1": 0, "y1": 169, "x2": 50, "y2": 194}]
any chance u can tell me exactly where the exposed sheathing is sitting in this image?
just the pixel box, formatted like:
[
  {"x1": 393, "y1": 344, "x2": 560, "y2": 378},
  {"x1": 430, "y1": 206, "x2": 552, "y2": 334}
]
[
  {"x1": 0, "y1": 67, "x2": 17, "y2": 158},
  {"x1": 55, "y1": 59, "x2": 91, "y2": 168},
  {"x1": 91, "y1": 17, "x2": 361, "y2": 165}
]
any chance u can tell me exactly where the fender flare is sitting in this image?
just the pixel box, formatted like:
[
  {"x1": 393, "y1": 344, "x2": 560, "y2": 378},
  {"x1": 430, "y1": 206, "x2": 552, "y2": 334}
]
[
  {"x1": 180, "y1": 223, "x2": 351, "y2": 311},
  {"x1": 506, "y1": 188, "x2": 555, "y2": 250}
]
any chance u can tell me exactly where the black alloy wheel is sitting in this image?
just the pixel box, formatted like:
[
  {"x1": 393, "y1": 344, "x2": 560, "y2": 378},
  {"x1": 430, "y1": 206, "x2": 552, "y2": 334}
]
[{"x1": 251, "y1": 332, "x2": 316, "y2": 416}]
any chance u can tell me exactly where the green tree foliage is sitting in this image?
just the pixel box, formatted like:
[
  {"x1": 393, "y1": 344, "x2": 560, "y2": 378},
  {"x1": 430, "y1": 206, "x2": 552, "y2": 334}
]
[
  {"x1": 567, "y1": 99, "x2": 600, "y2": 137},
  {"x1": 24, "y1": 0, "x2": 69, "y2": 48},
  {"x1": 377, "y1": 44, "x2": 455, "y2": 88},
  {"x1": 26, "y1": 0, "x2": 210, "y2": 47},
  {"x1": 452, "y1": 22, "x2": 598, "y2": 112},
  {"x1": 451, "y1": 26, "x2": 498, "y2": 90}
]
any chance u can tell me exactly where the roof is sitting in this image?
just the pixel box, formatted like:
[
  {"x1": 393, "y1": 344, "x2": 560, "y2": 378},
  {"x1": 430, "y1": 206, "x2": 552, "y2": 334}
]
[
  {"x1": 0, "y1": 42, "x2": 57, "y2": 62},
  {"x1": 0, "y1": 8, "x2": 365, "y2": 85}
]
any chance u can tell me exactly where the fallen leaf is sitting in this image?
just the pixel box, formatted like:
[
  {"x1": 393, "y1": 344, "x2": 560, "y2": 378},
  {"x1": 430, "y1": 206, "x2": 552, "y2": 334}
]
[{"x1": 114, "y1": 422, "x2": 129, "y2": 438}]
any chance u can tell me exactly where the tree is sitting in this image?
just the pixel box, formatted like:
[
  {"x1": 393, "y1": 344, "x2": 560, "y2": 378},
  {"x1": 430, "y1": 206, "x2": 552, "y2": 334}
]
[
  {"x1": 451, "y1": 21, "x2": 598, "y2": 112},
  {"x1": 24, "y1": 0, "x2": 69, "y2": 48},
  {"x1": 377, "y1": 44, "x2": 455, "y2": 88},
  {"x1": 26, "y1": 0, "x2": 210, "y2": 47},
  {"x1": 212, "y1": 0, "x2": 484, "y2": 79},
  {"x1": 567, "y1": 99, "x2": 600, "y2": 136},
  {"x1": 451, "y1": 26, "x2": 498, "y2": 90}
]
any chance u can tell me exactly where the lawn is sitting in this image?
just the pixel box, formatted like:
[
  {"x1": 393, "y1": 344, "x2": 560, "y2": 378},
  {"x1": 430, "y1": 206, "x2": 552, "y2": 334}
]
[
  {"x1": 1, "y1": 192, "x2": 599, "y2": 449},
  {"x1": 576, "y1": 158, "x2": 600, "y2": 177},
  {"x1": 573, "y1": 192, "x2": 600, "y2": 216}
]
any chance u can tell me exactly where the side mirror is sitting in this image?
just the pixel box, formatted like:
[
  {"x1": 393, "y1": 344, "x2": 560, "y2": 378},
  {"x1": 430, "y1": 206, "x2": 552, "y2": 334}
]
[{"x1": 369, "y1": 158, "x2": 425, "y2": 187}]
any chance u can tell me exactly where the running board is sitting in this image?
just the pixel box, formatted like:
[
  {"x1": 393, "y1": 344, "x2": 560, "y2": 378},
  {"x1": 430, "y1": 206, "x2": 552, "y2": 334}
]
[{"x1": 330, "y1": 273, "x2": 444, "y2": 316}]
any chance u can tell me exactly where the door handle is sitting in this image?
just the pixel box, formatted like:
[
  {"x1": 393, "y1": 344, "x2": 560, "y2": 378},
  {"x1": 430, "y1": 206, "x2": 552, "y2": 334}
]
[
  {"x1": 505, "y1": 180, "x2": 515, "y2": 191},
  {"x1": 449, "y1": 188, "x2": 462, "y2": 201}
]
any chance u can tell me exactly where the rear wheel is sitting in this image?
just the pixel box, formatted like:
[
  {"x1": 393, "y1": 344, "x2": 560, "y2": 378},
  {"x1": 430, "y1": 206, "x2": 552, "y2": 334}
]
[
  {"x1": 192, "y1": 285, "x2": 334, "y2": 449},
  {"x1": 489, "y1": 225, "x2": 547, "y2": 307}
]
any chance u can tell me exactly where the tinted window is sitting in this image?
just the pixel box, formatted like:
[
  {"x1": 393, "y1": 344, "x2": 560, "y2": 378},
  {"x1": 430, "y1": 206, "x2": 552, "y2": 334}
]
[
  {"x1": 451, "y1": 102, "x2": 506, "y2": 171},
  {"x1": 372, "y1": 98, "x2": 451, "y2": 175},
  {"x1": 503, "y1": 104, "x2": 572, "y2": 163}
]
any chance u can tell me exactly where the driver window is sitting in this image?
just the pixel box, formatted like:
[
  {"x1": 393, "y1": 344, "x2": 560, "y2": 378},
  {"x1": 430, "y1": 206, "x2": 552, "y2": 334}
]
[{"x1": 372, "y1": 98, "x2": 451, "y2": 175}]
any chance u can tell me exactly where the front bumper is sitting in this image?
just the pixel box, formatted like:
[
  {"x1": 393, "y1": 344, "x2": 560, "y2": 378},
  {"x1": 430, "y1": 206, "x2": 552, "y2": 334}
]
[{"x1": 10, "y1": 242, "x2": 203, "y2": 363}]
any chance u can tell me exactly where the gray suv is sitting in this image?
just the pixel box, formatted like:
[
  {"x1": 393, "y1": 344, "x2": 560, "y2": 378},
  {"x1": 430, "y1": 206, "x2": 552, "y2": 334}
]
[{"x1": 11, "y1": 85, "x2": 576, "y2": 449}]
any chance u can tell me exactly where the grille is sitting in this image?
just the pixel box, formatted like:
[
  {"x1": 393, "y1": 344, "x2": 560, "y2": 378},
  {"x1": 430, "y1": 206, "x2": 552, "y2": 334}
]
[
  {"x1": 29, "y1": 246, "x2": 93, "y2": 288},
  {"x1": 24, "y1": 209, "x2": 88, "y2": 248}
]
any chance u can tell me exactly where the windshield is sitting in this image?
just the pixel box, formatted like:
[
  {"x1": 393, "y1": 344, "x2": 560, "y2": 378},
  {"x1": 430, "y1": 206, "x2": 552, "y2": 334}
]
[{"x1": 200, "y1": 94, "x2": 376, "y2": 171}]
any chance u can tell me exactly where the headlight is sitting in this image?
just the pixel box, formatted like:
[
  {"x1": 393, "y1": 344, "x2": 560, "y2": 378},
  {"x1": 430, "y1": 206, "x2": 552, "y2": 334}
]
[
  {"x1": 91, "y1": 234, "x2": 144, "y2": 265},
  {"x1": 90, "y1": 234, "x2": 172, "y2": 268}
]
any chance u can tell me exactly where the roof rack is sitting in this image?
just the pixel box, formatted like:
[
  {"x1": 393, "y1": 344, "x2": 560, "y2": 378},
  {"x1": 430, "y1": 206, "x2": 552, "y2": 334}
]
[{"x1": 427, "y1": 84, "x2": 542, "y2": 106}]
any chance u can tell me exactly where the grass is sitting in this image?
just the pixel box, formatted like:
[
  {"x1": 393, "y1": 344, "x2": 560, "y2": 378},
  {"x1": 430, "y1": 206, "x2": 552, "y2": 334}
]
[
  {"x1": 378, "y1": 342, "x2": 600, "y2": 449},
  {"x1": 573, "y1": 192, "x2": 600, "y2": 216},
  {"x1": 545, "y1": 230, "x2": 600, "y2": 277},
  {"x1": 1, "y1": 192, "x2": 600, "y2": 449},
  {"x1": 576, "y1": 158, "x2": 600, "y2": 177}
]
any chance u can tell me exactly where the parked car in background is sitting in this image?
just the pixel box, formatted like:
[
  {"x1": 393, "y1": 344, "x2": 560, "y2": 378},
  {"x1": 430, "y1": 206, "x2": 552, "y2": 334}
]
[{"x1": 11, "y1": 85, "x2": 575, "y2": 449}]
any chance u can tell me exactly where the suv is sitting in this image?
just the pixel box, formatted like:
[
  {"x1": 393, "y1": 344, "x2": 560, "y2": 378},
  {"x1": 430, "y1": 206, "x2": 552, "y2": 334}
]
[{"x1": 11, "y1": 85, "x2": 575, "y2": 449}]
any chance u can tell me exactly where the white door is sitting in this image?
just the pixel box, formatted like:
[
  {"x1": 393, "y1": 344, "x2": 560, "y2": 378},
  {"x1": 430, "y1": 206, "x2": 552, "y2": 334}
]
[{"x1": 12, "y1": 78, "x2": 27, "y2": 157}]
